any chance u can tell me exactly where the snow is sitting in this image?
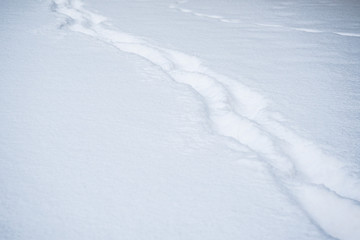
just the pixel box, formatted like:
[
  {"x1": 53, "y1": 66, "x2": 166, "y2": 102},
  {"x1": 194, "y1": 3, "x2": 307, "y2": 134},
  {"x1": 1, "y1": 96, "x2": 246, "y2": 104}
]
[{"x1": 1, "y1": 0, "x2": 360, "y2": 239}]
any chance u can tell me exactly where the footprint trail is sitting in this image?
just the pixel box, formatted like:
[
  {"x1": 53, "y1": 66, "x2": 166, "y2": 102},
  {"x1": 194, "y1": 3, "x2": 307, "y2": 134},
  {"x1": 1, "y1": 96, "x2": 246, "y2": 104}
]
[{"x1": 52, "y1": 1, "x2": 360, "y2": 239}]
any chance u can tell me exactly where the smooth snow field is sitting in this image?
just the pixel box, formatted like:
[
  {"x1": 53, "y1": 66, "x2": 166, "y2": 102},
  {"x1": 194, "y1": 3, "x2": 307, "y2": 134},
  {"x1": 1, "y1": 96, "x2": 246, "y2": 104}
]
[{"x1": 1, "y1": 0, "x2": 360, "y2": 239}]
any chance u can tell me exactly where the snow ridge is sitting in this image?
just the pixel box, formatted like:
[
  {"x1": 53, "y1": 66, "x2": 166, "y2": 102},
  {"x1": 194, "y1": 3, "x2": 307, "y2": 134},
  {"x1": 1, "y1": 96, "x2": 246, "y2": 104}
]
[
  {"x1": 169, "y1": 0, "x2": 240, "y2": 23},
  {"x1": 170, "y1": 0, "x2": 360, "y2": 38},
  {"x1": 51, "y1": 0, "x2": 360, "y2": 239},
  {"x1": 169, "y1": 0, "x2": 240, "y2": 24}
]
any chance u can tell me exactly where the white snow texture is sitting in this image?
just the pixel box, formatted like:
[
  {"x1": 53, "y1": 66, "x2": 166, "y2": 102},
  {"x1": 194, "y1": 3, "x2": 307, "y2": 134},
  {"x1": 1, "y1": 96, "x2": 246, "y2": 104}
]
[{"x1": 1, "y1": 0, "x2": 360, "y2": 239}]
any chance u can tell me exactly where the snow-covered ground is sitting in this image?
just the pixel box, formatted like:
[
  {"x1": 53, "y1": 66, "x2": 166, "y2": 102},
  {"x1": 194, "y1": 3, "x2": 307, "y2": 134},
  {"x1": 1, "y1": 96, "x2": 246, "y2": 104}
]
[{"x1": 1, "y1": 0, "x2": 360, "y2": 239}]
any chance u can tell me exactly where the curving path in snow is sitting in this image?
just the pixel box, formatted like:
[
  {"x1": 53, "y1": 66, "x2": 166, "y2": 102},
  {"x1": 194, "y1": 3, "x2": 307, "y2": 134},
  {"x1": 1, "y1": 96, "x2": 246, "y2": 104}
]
[{"x1": 52, "y1": 0, "x2": 360, "y2": 239}]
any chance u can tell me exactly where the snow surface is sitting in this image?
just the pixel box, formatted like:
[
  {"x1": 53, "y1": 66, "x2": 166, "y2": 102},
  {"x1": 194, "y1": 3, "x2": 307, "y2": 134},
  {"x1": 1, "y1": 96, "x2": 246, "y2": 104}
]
[{"x1": 1, "y1": 0, "x2": 360, "y2": 239}]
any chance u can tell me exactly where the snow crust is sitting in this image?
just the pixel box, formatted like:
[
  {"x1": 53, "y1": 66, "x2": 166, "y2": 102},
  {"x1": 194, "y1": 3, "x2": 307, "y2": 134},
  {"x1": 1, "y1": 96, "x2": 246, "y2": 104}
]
[{"x1": 1, "y1": 0, "x2": 360, "y2": 239}]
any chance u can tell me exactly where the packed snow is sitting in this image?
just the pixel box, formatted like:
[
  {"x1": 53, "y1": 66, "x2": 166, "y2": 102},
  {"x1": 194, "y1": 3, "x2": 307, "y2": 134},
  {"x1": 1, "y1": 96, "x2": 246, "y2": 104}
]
[{"x1": 1, "y1": 0, "x2": 360, "y2": 239}]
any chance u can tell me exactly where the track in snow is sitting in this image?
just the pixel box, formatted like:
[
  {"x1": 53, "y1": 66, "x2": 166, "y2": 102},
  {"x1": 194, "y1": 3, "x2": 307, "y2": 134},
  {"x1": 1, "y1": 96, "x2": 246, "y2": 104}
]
[
  {"x1": 51, "y1": 1, "x2": 360, "y2": 239},
  {"x1": 170, "y1": 0, "x2": 360, "y2": 38}
]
